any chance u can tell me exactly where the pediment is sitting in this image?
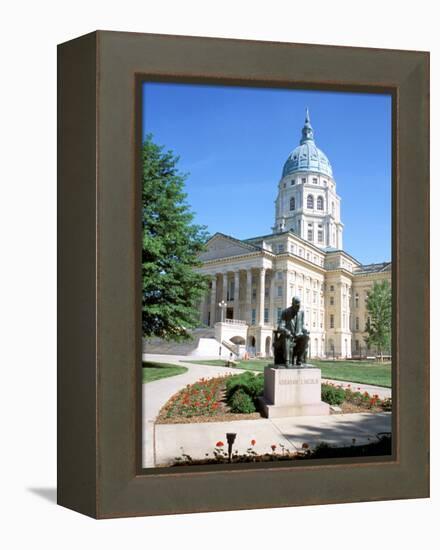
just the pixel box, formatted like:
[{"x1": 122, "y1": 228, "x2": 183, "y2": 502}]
[{"x1": 199, "y1": 233, "x2": 258, "y2": 262}]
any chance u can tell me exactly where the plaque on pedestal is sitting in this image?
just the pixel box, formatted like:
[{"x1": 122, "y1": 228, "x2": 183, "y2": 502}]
[{"x1": 259, "y1": 366, "x2": 330, "y2": 418}]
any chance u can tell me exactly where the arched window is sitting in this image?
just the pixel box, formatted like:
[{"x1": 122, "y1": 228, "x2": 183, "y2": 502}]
[
  {"x1": 307, "y1": 195, "x2": 314, "y2": 209},
  {"x1": 317, "y1": 196, "x2": 324, "y2": 210},
  {"x1": 331, "y1": 201, "x2": 335, "y2": 216},
  {"x1": 289, "y1": 197, "x2": 295, "y2": 210}
]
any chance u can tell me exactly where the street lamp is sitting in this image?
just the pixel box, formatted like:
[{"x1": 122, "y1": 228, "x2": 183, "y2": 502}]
[
  {"x1": 226, "y1": 433, "x2": 237, "y2": 463},
  {"x1": 218, "y1": 300, "x2": 227, "y2": 322}
]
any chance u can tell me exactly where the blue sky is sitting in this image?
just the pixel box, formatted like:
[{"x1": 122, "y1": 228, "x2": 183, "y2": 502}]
[{"x1": 142, "y1": 83, "x2": 391, "y2": 264}]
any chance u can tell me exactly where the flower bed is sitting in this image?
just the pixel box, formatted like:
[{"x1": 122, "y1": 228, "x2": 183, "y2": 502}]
[
  {"x1": 157, "y1": 376, "x2": 391, "y2": 424},
  {"x1": 321, "y1": 382, "x2": 392, "y2": 413},
  {"x1": 156, "y1": 374, "x2": 262, "y2": 424},
  {"x1": 172, "y1": 435, "x2": 392, "y2": 466}
]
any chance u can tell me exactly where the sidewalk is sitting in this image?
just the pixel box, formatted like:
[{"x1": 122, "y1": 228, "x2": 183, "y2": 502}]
[{"x1": 153, "y1": 413, "x2": 392, "y2": 467}]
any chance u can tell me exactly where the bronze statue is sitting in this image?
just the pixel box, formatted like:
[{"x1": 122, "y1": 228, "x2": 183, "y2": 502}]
[{"x1": 273, "y1": 296, "x2": 310, "y2": 368}]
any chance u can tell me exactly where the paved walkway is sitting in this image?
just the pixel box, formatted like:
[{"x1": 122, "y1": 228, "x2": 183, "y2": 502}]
[
  {"x1": 154, "y1": 413, "x2": 391, "y2": 467},
  {"x1": 142, "y1": 354, "x2": 392, "y2": 467},
  {"x1": 142, "y1": 354, "x2": 242, "y2": 467}
]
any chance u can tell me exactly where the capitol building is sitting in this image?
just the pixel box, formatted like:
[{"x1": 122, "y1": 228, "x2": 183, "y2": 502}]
[{"x1": 196, "y1": 110, "x2": 391, "y2": 359}]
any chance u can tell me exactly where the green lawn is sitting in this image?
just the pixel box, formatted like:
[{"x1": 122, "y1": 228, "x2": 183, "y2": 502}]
[
  {"x1": 181, "y1": 359, "x2": 391, "y2": 387},
  {"x1": 142, "y1": 361, "x2": 188, "y2": 384}
]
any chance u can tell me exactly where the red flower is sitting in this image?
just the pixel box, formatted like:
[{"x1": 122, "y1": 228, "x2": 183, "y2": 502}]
[
  {"x1": 251, "y1": 439, "x2": 256, "y2": 446},
  {"x1": 216, "y1": 441, "x2": 224, "y2": 447},
  {"x1": 271, "y1": 444, "x2": 277, "y2": 451}
]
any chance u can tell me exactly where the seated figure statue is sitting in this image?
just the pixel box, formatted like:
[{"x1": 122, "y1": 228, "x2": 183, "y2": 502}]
[{"x1": 273, "y1": 296, "x2": 310, "y2": 368}]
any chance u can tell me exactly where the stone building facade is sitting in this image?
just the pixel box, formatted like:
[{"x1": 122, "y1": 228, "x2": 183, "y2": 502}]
[{"x1": 196, "y1": 111, "x2": 391, "y2": 358}]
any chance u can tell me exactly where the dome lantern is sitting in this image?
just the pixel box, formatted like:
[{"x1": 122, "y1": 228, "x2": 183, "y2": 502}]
[{"x1": 282, "y1": 108, "x2": 333, "y2": 178}]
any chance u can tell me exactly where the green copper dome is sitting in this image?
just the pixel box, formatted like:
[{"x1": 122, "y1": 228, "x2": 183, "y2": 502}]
[{"x1": 282, "y1": 109, "x2": 333, "y2": 178}]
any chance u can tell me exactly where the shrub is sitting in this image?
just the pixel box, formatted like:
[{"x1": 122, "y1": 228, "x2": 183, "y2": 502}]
[
  {"x1": 225, "y1": 372, "x2": 264, "y2": 401},
  {"x1": 229, "y1": 389, "x2": 256, "y2": 414},
  {"x1": 321, "y1": 384, "x2": 345, "y2": 405}
]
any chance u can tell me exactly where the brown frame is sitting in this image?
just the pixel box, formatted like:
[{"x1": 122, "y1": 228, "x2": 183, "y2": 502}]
[{"x1": 57, "y1": 30, "x2": 429, "y2": 519}]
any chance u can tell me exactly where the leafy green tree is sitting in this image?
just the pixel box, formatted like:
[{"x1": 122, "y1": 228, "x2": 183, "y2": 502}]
[
  {"x1": 142, "y1": 134, "x2": 209, "y2": 341},
  {"x1": 364, "y1": 280, "x2": 392, "y2": 360}
]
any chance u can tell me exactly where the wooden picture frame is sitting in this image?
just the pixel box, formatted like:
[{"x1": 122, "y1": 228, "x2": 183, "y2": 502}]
[{"x1": 57, "y1": 30, "x2": 429, "y2": 518}]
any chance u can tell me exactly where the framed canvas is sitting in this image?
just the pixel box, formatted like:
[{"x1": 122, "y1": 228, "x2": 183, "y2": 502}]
[{"x1": 57, "y1": 31, "x2": 429, "y2": 518}]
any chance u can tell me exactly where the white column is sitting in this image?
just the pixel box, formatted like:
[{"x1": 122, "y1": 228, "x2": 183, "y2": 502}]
[
  {"x1": 234, "y1": 271, "x2": 240, "y2": 319},
  {"x1": 210, "y1": 275, "x2": 217, "y2": 327},
  {"x1": 269, "y1": 270, "x2": 276, "y2": 326},
  {"x1": 246, "y1": 269, "x2": 252, "y2": 324},
  {"x1": 258, "y1": 267, "x2": 266, "y2": 326},
  {"x1": 222, "y1": 272, "x2": 228, "y2": 303}
]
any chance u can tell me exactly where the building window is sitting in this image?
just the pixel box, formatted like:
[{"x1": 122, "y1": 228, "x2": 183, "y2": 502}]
[
  {"x1": 301, "y1": 177, "x2": 306, "y2": 184},
  {"x1": 355, "y1": 317, "x2": 359, "y2": 330},
  {"x1": 277, "y1": 271, "x2": 283, "y2": 280},
  {"x1": 313, "y1": 291, "x2": 317, "y2": 304},
  {"x1": 355, "y1": 340, "x2": 360, "y2": 351},
  {"x1": 330, "y1": 285, "x2": 334, "y2": 292},
  {"x1": 307, "y1": 229, "x2": 313, "y2": 241},
  {"x1": 317, "y1": 196, "x2": 324, "y2": 210},
  {"x1": 283, "y1": 183, "x2": 286, "y2": 188},
  {"x1": 277, "y1": 286, "x2": 283, "y2": 297},
  {"x1": 332, "y1": 201, "x2": 335, "y2": 216},
  {"x1": 307, "y1": 195, "x2": 314, "y2": 209},
  {"x1": 299, "y1": 248, "x2": 304, "y2": 257},
  {"x1": 264, "y1": 308, "x2": 269, "y2": 324},
  {"x1": 330, "y1": 296, "x2": 334, "y2": 306},
  {"x1": 290, "y1": 197, "x2": 295, "y2": 210},
  {"x1": 318, "y1": 230, "x2": 323, "y2": 243},
  {"x1": 252, "y1": 287, "x2": 256, "y2": 300},
  {"x1": 312, "y1": 177, "x2": 318, "y2": 184},
  {"x1": 355, "y1": 293, "x2": 359, "y2": 308},
  {"x1": 330, "y1": 314, "x2": 335, "y2": 329},
  {"x1": 291, "y1": 179, "x2": 295, "y2": 186},
  {"x1": 277, "y1": 244, "x2": 284, "y2": 253},
  {"x1": 251, "y1": 309, "x2": 256, "y2": 325}
]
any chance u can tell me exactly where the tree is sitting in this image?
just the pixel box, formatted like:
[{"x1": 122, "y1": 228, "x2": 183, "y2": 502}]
[
  {"x1": 364, "y1": 280, "x2": 392, "y2": 360},
  {"x1": 142, "y1": 134, "x2": 209, "y2": 341}
]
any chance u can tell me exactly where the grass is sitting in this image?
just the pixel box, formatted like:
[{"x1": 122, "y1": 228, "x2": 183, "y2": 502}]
[
  {"x1": 142, "y1": 361, "x2": 188, "y2": 384},
  {"x1": 313, "y1": 360, "x2": 391, "y2": 388},
  {"x1": 181, "y1": 359, "x2": 391, "y2": 388}
]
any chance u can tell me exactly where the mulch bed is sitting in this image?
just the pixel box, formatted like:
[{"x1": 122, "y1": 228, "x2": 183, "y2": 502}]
[
  {"x1": 156, "y1": 378, "x2": 263, "y2": 424},
  {"x1": 156, "y1": 411, "x2": 261, "y2": 424},
  {"x1": 156, "y1": 377, "x2": 391, "y2": 424}
]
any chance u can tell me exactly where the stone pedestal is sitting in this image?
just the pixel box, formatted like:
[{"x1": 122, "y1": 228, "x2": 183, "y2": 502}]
[{"x1": 259, "y1": 366, "x2": 330, "y2": 418}]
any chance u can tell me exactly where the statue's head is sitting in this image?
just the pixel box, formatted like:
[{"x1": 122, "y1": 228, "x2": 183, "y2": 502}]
[{"x1": 291, "y1": 296, "x2": 301, "y2": 313}]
